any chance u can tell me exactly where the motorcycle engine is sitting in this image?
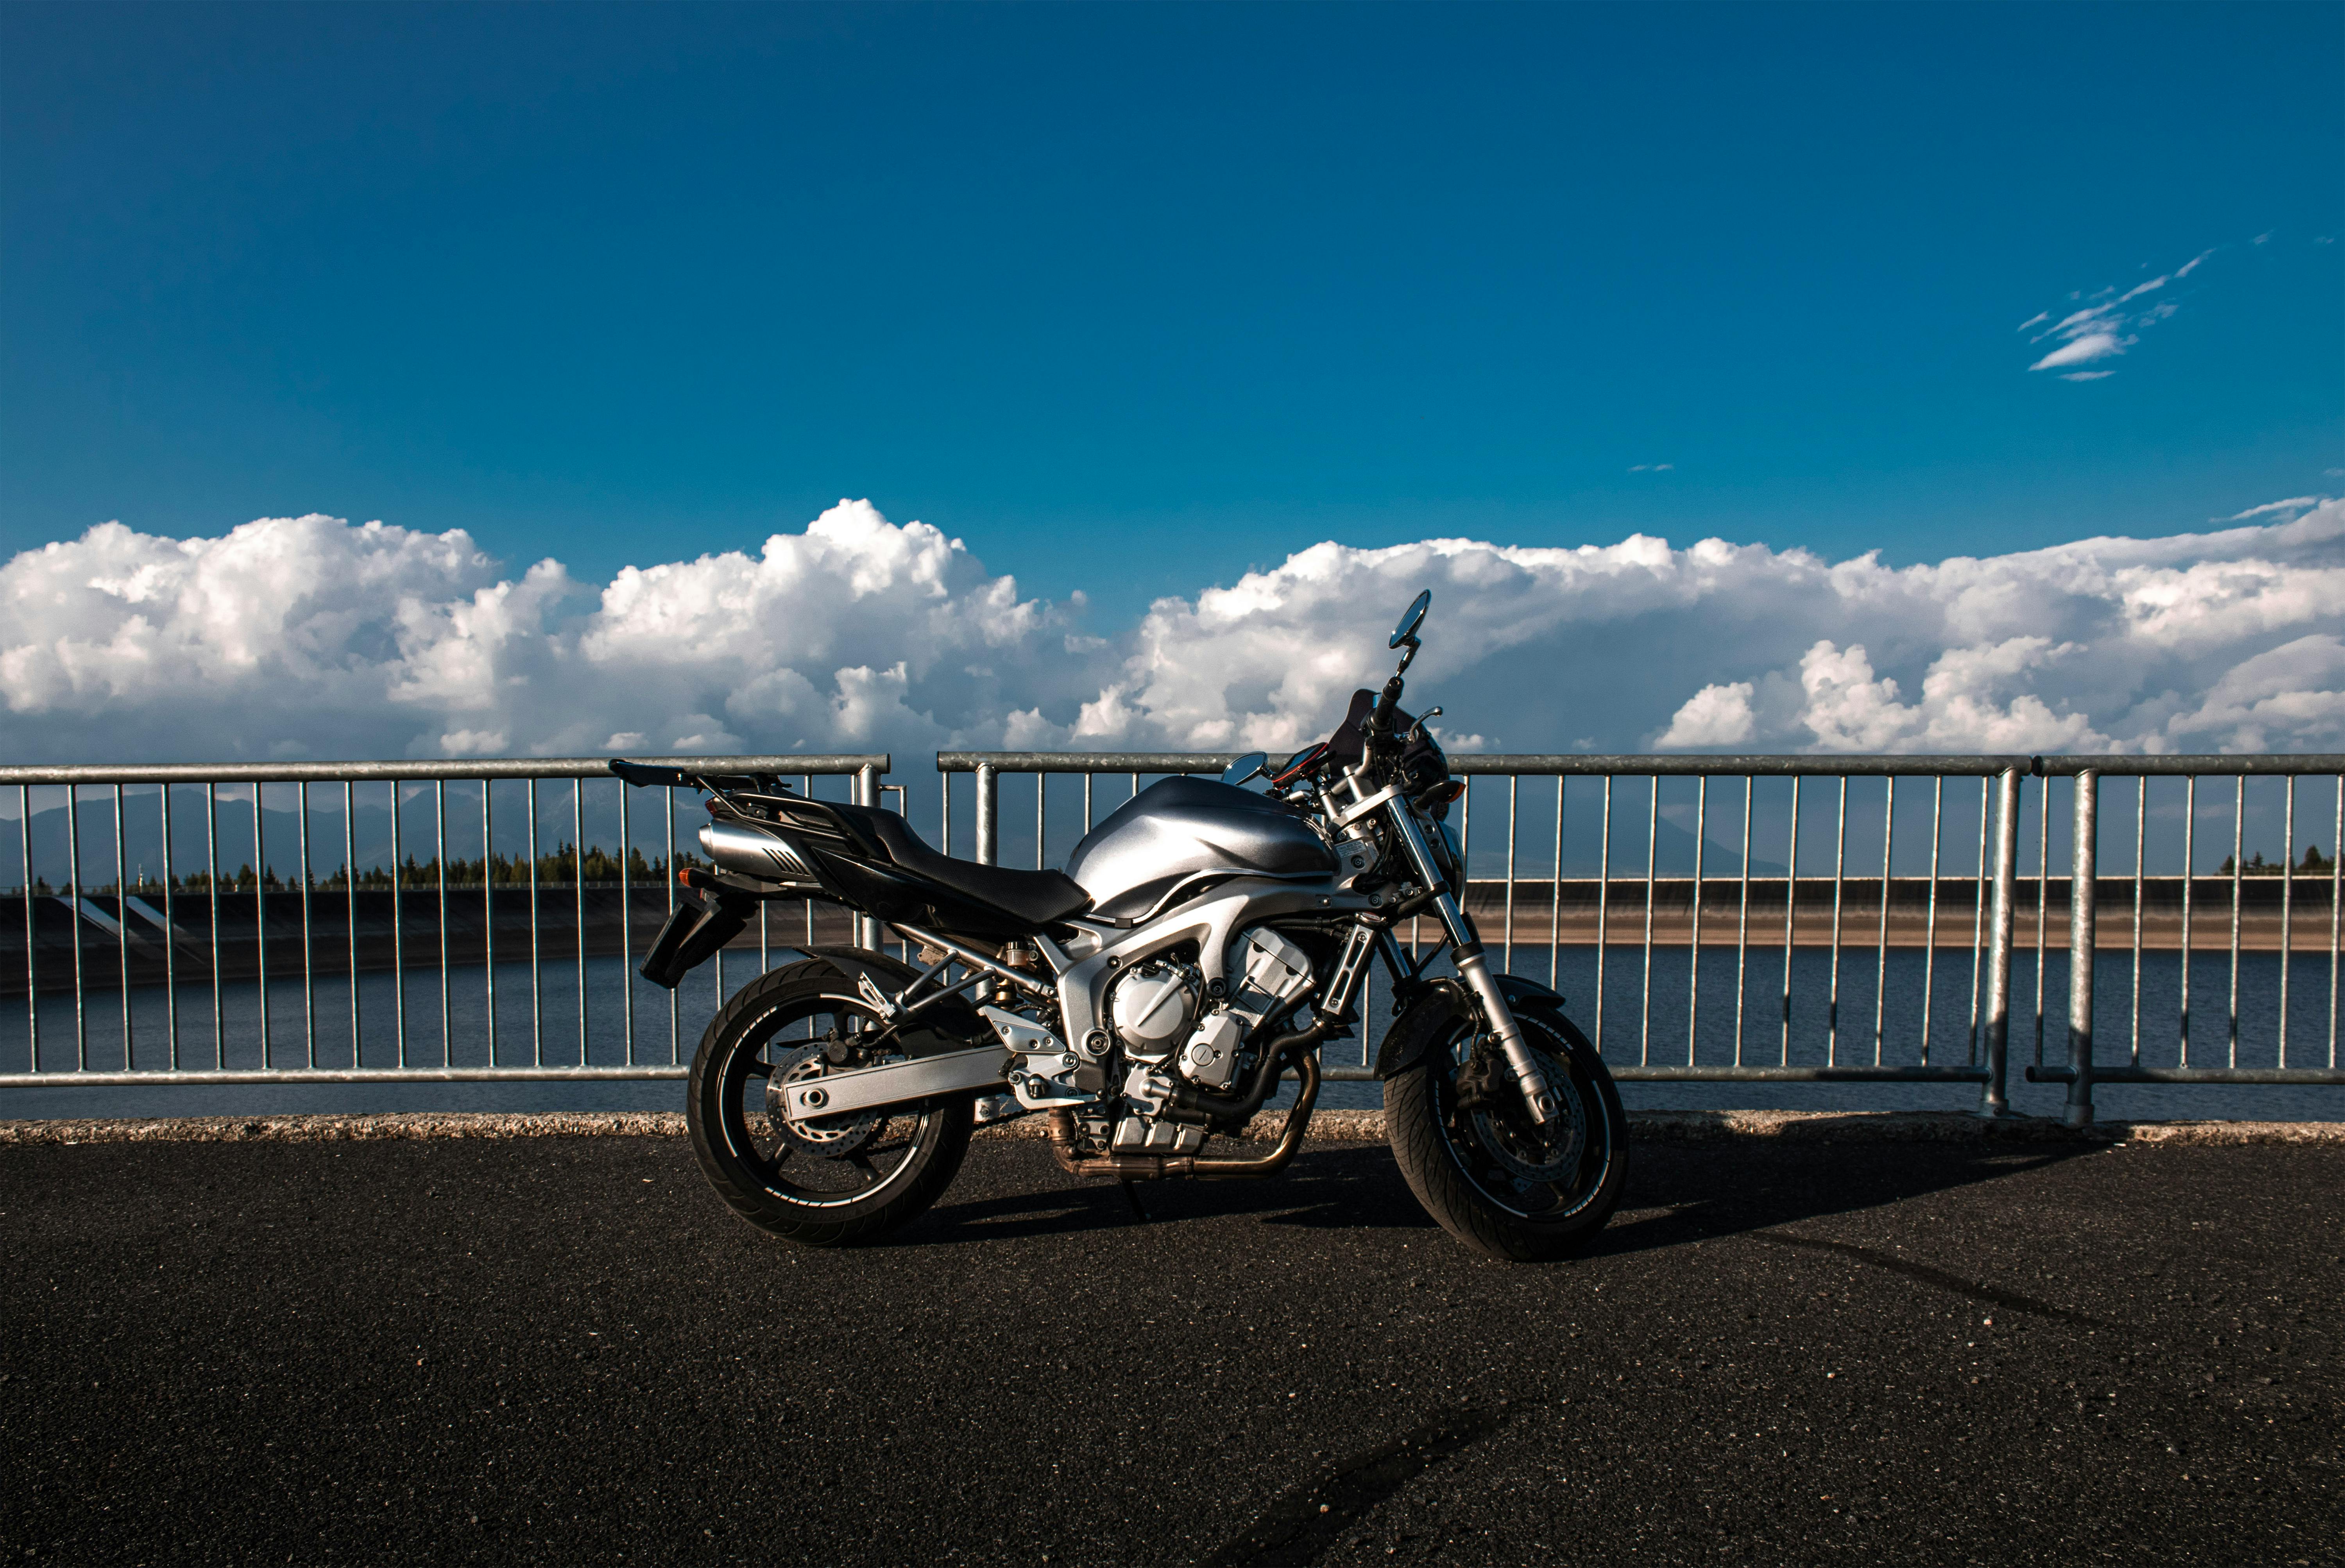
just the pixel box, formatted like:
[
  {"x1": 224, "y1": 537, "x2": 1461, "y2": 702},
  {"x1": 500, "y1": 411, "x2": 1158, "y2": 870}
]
[
  {"x1": 1106, "y1": 959, "x2": 1202, "y2": 1061},
  {"x1": 1175, "y1": 927, "x2": 1315, "y2": 1092},
  {"x1": 1104, "y1": 931, "x2": 1316, "y2": 1154}
]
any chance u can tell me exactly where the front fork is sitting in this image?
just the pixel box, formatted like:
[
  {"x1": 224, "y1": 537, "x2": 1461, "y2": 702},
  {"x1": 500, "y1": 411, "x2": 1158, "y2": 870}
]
[{"x1": 1382, "y1": 801, "x2": 1563, "y2": 1125}]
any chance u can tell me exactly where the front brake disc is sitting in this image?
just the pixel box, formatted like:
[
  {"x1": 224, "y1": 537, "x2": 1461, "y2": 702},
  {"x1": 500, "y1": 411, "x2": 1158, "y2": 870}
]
[{"x1": 1464, "y1": 1046, "x2": 1586, "y2": 1186}]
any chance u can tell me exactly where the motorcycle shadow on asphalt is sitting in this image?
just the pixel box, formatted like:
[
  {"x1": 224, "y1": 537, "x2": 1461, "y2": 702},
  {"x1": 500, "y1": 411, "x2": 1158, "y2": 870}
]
[
  {"x1": 893, "y1": 1142, "x2": 1427, "y2": 1246},
  {"x1": 1574, "y1": 1139, "x2": 2095, "y2": 1261},
  {"x1": 897, "y1": 1132, "x2": 2096, "y2": 1257}
]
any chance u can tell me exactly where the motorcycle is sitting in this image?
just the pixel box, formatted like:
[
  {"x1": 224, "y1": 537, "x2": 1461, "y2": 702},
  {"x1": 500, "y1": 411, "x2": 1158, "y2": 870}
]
[{"x1": 614, "y1": 591, "x2": 1626, "y2": 1260}]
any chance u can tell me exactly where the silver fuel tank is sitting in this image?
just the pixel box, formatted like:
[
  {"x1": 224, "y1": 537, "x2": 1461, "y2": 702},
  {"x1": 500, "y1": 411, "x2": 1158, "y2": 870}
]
[{"x1": 1065, "y1": 777, "x2": 1335, "y2": 921}]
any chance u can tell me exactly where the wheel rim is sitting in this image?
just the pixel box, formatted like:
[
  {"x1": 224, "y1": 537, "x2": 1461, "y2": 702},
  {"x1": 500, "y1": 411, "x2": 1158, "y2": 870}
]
[
  {"x1": 717, "y1": 990, "x2": 939, "y2": 1210},
  {"x1": 1432, "y1": 1017, "x2": 1613, "y2": 1222}
]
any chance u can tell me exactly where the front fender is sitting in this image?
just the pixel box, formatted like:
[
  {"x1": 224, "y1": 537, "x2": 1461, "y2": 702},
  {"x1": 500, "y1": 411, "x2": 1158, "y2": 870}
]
[{"x1": 1372, "y1": 972, "x2": 1570, "y2": 1079}]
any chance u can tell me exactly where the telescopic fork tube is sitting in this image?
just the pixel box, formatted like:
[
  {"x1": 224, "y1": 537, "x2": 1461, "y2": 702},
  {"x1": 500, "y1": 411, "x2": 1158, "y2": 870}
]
[{"x1": 1384, "y1": 799, "x2": 1560, "y2": 1124}]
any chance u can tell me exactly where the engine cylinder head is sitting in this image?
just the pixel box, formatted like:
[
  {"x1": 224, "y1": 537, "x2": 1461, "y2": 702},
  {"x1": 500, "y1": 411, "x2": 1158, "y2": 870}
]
[{"x1": 1228, "y1": 927, "x2": 1314, "y2": 1024}]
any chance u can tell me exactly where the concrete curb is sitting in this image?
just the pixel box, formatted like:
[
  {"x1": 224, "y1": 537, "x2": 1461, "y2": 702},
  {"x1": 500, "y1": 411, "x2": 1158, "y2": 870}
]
[
  {"x1": 1621, "y1": 1108, "x2": 2345, "y2": 1146},
  {"x1": 3, "y1": 1108, "x2": 2340, "y2": 1147},
  {"x1": 0, "y1": 1111, "x2": 692, "y2": 1145}
]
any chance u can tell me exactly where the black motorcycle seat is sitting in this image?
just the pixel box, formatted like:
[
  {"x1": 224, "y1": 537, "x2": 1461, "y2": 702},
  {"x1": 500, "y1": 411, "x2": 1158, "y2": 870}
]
[{"x1": 829, "y1": 802, "x2": 1093, "y2": 930}]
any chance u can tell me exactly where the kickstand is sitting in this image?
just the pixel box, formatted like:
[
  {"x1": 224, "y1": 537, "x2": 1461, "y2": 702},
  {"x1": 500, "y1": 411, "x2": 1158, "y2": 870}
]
[{"x1": 1119, "y1": 1180, "x2": 1152, "y2": 1223}]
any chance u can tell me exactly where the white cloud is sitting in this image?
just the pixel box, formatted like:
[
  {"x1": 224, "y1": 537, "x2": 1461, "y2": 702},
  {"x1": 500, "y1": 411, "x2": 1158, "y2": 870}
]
[
  {"x1": 2030, "y1": 332, "x2": 2126, "y2": 371},
  {"x1": 2021, "y1": 248, "x2": 2216, "y2": 378},
  {"x1": 1658, "y1": 682, "x2": 1756, "y2": 747},
  {"x1": 1791, "y1": 637, "x2": 2103, "y2": 752},
  {"x1": 1039, "y1": 499, "x2": 2345, "y2": 757},
  {"x1": 4, "y1": 497, "x2": 2342, "y2": 765},
  {"x1": 2157, "y1": 636, "x2": 2345, "y2": 754},
  {"x1": 1627, "y1": 463, "x2": 1675, "y2": 473},
  {"x1": 2223, "y1": 497, "x2": 2325, "y2": 522},
  {"x1": 0, "y1": 501, "x2": 1097, "y2": 764}
]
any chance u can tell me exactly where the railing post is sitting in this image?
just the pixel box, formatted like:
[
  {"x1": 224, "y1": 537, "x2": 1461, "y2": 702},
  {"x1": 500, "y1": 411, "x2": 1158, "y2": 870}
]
[
  {"x1": 975, "y1": 763, "x2": 999, "y2": 867},
  {"x1": 1977, "y1": 764, "x2": 2022, "y2": 1117},
  {"x1": 2066, "y1": 768, "x2": 2098, "y2": 1127},
  {"x1": 853, "y1": 763, "x2": 882, "y2": 951}
]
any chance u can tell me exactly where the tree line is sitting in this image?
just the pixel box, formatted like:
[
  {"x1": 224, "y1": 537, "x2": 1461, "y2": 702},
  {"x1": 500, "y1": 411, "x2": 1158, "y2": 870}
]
[
  {"x1": 2218, "y1": 844, "x2": 2335, "y2": 877},
  {"x1": 19, "y1": 842, "x2": 709, "y2": 896}
]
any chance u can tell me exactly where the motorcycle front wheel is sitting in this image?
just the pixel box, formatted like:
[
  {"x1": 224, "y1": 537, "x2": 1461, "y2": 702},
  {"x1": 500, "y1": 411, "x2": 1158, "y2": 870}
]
[
  {"x1": 686, "y1": 958, "x2": 974, "y2": 1246},
  {"x1": 1383, "y1": 999, "x2": 1627, "y2": 1262}
]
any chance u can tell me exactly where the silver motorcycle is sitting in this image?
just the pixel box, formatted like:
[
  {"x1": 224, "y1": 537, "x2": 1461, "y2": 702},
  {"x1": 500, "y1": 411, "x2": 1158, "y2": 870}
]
[{"x1": 614, "y1": 591, "x2": 1626, "y2": 1260}]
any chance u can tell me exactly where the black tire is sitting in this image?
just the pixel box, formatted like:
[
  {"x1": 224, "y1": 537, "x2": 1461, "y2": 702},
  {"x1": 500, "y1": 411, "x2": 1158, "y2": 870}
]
[
  {"x1": 1383, "y1": 998, "x2": 1627, "y2": 1262},
  {"x1": 686, "y1": 956, "x2": 975, "y2": 1247}
]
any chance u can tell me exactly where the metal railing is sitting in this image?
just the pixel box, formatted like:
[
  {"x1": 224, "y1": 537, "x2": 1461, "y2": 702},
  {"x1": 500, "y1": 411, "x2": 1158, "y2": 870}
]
[
  {"x1": 944, "y1": 752, "x2": 2345, "y2": 1121},
  {"x1": 2026, "y1": 757, "x2": 2345, "y2": 1123},
  {"x1": 2, "y1": 755, "x2": 885, "y2": 1086},
  {"x1": 7, "y1": 748, "x2": 2339, "y2": 1124}
]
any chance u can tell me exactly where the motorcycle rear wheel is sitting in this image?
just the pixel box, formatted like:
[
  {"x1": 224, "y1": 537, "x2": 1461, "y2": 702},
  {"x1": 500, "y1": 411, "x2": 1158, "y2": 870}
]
[
  {"x1": 686, "y1": 958, "x2": 974, "y2": 1246},
  {"x1": 1383, "y1": 1000, "x2": 1626, "y2": 1261}
]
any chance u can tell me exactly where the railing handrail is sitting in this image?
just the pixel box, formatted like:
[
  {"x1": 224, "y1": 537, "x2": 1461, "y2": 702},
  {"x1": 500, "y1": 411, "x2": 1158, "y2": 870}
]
[
  {"x1": 0, "y1": 754, "x2": 891, "y2": 786},
  {"x1": 2035, "y1": 754, "x2": 2345, "y2": 777},
  {"x1": 939, "y1": 750, "x2": 2344, "y2": 777},
  {"x1": 1452, "y1": 754, "x2": 2033, "y2": 776},
  {"x1": 938, "y1": 751, "x2": 1243, "y2": 773},
  {"x1": 16, "y1": 752, "x2": 2336, "y2": 786}
]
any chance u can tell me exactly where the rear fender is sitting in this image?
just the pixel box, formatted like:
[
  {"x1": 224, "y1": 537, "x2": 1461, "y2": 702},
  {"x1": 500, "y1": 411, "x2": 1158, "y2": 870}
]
[
  {"x1": 1373, "y1": 973, "x2": 1570, "y2": 1079},
  {"x1": 639, "y1": 885, "x2": 755, "y2": 990}
]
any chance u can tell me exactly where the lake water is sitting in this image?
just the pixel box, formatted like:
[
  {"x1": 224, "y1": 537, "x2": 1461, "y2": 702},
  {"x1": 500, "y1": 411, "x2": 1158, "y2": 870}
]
[{"x1": 4, "y1": 943, "x2": 2337, "y2": 1124}]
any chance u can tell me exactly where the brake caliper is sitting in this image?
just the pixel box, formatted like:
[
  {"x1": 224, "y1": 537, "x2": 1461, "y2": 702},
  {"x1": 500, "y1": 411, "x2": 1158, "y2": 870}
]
[{"x1": 1452, "y1": 1034, "x2": 1507, "y2": 1116}]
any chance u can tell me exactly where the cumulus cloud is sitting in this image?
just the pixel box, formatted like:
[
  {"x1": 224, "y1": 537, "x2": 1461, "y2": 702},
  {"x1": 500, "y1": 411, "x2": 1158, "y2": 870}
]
[
  {"x1": 1061, "y1": 498, "x2": 2345, "y2": 757},
  {"x1": 0, "y1": 501, "x2": 1098, "y2": 764},
  {"x1": 1656, "y1": 682, "x2": 1755, "y2": 747},
  {"x1": 2021, "y1": 248, "x2": 2214, "y2": 378},
  {"x1": 4, "y1": 496, "x2": 2342, "y2": 764}
]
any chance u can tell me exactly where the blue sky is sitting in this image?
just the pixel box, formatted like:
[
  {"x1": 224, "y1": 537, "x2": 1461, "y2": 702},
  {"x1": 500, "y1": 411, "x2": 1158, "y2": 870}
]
[{"x1": 2, "y1": 0, "x2": 2339, "y2": 629}]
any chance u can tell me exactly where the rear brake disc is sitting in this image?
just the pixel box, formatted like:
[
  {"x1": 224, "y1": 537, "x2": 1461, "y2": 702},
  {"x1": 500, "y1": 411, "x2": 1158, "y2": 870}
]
[{"x1": 766, "y1": 1038, "x2": 886, "y2": 1159}]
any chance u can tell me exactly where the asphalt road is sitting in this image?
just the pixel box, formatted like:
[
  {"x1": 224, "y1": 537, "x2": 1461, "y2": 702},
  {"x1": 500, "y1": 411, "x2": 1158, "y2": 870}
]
[{"x1": 3, "y1": 1131, "x2": 2339, "y2": 1566}]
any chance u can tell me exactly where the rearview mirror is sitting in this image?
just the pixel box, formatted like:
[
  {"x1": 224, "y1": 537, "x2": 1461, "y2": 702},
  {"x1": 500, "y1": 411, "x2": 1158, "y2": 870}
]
[
  {"x1": 1390, "y1": 589, "x2": 1431, "y2": 650},
  {"x1": 1221, "y1": 752, "x2": 1270, "y2": 789}
]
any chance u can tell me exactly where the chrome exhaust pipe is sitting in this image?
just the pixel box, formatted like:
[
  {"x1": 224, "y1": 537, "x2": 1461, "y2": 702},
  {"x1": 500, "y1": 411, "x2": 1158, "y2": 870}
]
[{"x1": 699, "y1": 820, "x2": 816, "y2": 883}]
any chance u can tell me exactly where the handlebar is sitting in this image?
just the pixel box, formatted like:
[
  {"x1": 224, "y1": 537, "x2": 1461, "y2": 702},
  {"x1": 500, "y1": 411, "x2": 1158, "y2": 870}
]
[{"x1": 1369, "y1": 673, "x2": 1405, "y2": 746}]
